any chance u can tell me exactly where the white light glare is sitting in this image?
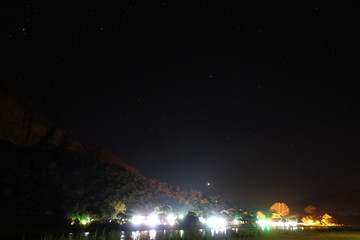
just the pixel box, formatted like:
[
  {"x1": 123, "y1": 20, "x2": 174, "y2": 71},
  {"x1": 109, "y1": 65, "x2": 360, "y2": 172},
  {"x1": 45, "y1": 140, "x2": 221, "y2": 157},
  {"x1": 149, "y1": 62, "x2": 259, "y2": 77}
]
[
  {"x1": 166, "y1": 214, "x2": 176, "y2": 226},
  {"x1": 148, "y1": 214, "x2": 160, "y2": 226},
  {"x1": 199, "y1": 217, "x2": 206, "y2": 223},
  {"x1": 256, "y1": 219, "x2": 271, "y2": 227},
  {"x1": 207, "y1": 216, "x2": 227, "y2": 228},
  {"x1": 289, "y1": 221, "x2": 298, "y2": 227},
  {"x1": 232, "y1": 219, "x2": 239, "y2": 225},
  {"x1": 132, "y1": 215, "x2": 143, "y2": 225}
]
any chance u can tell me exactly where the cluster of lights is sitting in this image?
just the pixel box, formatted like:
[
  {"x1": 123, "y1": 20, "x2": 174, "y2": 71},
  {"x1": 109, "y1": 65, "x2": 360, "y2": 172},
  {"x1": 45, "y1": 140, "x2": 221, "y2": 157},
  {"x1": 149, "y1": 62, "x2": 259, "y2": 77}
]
[
  {"x1": 300, "y1": 214, "x2": 338, "y2": 226},
  {"x1": 131, "y1": 213, "x2": 229, "y2": 229},
  {"x1": 71, "y1": 216, "x2": 92, "y2": 225},
  {"x1": 256, "y1": 219, "x2": 271, "y2": 227},
  {"x1": 166, "y1": 214, "x2": 176, "y2": 226},
  {"x1": 256, "y1": 217, "x2": 298, "y2": 228},
  {"x1": 231, "y1": 219, "x2": 239, "y2": 225},
  {"x1": 131, "y1": 213, "x2": 177, "y2": 226},
  {"x1": 132, "y1": 214, "x2": 159, "y2": 226},
  {"x1": 197, "y1": 216, "x2": 228, "y2": 228},
  {"x1": 72, "y1": 212, "x2": 301, "y2": 230},
  {"x1": 271, "y1": 220, "x2": 298, "y2": 227},
  {"x1": 206, "y1": 216, "x2": 227, "y2": 228}
]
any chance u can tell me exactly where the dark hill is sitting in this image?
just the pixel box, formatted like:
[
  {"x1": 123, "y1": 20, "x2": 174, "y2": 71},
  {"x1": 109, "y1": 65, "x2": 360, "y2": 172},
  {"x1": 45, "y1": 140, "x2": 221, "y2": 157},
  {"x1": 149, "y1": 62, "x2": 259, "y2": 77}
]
[
  {"x1": 0, "y1": 82, "x2": 84, "y2": 152},
  {"x1": 84, "y1": 144, "x2": 141, "y2": 175},
  {"x1": 0, "y1": 82, "x2": 222, "y2": 223}
]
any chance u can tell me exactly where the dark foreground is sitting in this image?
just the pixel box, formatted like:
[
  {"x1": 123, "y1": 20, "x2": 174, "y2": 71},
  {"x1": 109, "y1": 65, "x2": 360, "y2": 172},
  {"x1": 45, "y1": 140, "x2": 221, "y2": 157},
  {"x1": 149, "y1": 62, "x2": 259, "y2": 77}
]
[{"x1": 8, "y1": 227, "x2": 360, "y2": 240}]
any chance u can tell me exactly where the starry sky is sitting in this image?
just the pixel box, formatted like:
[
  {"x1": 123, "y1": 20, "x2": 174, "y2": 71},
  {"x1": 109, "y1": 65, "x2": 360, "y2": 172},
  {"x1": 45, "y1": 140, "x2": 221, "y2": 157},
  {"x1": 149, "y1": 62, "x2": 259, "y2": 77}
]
[{"x1": 3, "y1": 1, "x2": 360, "y2": 208}]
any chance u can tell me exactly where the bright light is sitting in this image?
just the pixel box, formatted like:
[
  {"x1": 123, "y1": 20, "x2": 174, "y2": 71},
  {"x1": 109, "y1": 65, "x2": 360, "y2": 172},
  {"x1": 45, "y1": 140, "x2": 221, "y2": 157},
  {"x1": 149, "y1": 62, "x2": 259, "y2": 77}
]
[
  {"x1": 149, "y1": 230, "x2": 156, "y2": 239},
  {"x1": 207, "y1": 182, "x2": 211, "y2": 186},
  {"x1": 199, "y1": 217, "x2": 206, "y2": 223},
  {"x1": 132, "y1": 215, "x2": 143, "y2": 225},
  {"x1": 256, "y1": 219, "x2": 271, "y2": 227},
  {"x1": 148, "y1": 214, "x2": 160, "y2": 226},
  {"x1": 289, "y1": 221, "x2": 298, "y2": 227},
  {"x1": 301, "y1": 214, "x2": 339, "y2": 226},
  {"x1": 232, "y1": 219, "x2": 239, "y2": 225},
  {"x1": 276, "y1": 221, "x2": 285, "y2": 227},
  {"x1": 131, "y1": 231, "x2": 139, "y2": 239},
  {"x1": 178, "y1": 213, "x2": 185, "y2": 219},
  {"x1": 207, "y1": 216, "x2": 227, "y2": 228},
  {"x1": 166, "y1": 214, "x2": 176, "y2": 226}
]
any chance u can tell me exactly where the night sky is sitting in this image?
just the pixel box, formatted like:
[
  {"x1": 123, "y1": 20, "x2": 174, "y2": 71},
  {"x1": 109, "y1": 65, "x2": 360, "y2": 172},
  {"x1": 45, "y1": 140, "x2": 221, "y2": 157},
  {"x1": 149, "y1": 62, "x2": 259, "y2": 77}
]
[{"x1": 3, "y1": 1, "x2": 360, "y2": 208}]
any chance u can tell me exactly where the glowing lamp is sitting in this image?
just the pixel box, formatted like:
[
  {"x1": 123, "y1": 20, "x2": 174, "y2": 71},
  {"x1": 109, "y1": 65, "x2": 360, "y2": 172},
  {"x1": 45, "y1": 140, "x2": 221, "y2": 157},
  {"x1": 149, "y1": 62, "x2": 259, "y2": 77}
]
[
  {"x1": 256, "y1": 219, "x2": 271, "y2": 227},
  {"x1": 207, "y1": 216, "x2": 227, "y2": 228},
  {"x1": 132, "y1": 215, "x2": 143, "y2": 225},
  {"x1": 166, "y1": 214, "x2": 176, "y2": 226},
  {"x1": 148, "y1": 214, "x2": 160, "y2": 226}
]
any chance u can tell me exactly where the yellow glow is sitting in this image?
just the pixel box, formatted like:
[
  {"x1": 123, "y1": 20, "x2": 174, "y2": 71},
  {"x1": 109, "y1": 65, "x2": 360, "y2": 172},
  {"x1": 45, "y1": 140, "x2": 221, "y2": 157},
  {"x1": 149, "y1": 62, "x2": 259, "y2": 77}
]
[{"x1": 301, "y1": 214, "x2": 340, "y2": 226}]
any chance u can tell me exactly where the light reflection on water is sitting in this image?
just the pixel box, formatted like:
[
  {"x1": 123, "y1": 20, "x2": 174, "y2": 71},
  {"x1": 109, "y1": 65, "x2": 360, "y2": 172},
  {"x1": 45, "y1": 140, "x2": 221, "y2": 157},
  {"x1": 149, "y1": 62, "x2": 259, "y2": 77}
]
[
  {"x1": 123, "y1": 228, "x2": 232, "y2": 240},
  {"x1": 80, "y1": 226, "x2": 303, "y2": 240}
]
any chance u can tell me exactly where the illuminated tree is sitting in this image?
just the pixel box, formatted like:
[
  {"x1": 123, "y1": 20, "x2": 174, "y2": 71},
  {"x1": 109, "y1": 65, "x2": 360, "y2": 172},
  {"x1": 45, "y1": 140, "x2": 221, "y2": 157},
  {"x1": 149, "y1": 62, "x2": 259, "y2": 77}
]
[
  {"x1": 111, "y1": 201, "x2": 126, "y2": 219},
  {"x1": 257, "y1": 211, "x2": 266, "y2": 220},
  {"x1": 304, "y1": 205, "x2": 317, "y2": 214},
  {"x1": 321, "y1": 213, "x2": 334, "y2": 226},
  {"x1": 154, "y1": 204, "x2": 172, "y2": 214},
  {"x1": 269, "y1": 202, "x2": 290, "y2": 218}
]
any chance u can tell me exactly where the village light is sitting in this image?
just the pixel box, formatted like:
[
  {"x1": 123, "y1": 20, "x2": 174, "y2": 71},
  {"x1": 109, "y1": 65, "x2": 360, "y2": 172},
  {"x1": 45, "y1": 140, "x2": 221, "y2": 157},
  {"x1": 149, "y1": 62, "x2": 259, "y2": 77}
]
[
  {"x1": 166, "y1": 214, "x2": 176, "y2": 226},
  {"x1": 256, "y1": 219, "x2": 271, "y2": 227},
  {"x1": 148, "y1": 214, "x2": 160, "y2": 226},
  {"x1": 207, "y1": 216, "x2": 227, "y2": 228},
  {"x1": 132, "y1": 215, "x2": 143, "y2": 225}
]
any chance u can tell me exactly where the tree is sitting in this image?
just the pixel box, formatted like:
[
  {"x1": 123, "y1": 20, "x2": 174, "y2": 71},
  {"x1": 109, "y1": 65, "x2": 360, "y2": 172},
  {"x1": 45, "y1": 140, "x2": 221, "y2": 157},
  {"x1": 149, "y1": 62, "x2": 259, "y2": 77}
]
[
  {"x1": 154, "y1": 204, "x2": 172, "y2": 214},
  {"x1": 304, "y1": 205, "x2": 317, "y2": 215},
  {"x1": 321, "y1": 213, "x2": 334, "y2": 225},
  {"x1": 269, "y1": 202, "x2": 290, "y2": 218},
  {"x1": 181, "y1": 211, "x2": 200, "y2": 230},
  {"x1": 257, "y1": 211, "x2": 266, "y2": 220},
  {"x1": 111, "y1": 201, "x2": 126, "y2": 219}
]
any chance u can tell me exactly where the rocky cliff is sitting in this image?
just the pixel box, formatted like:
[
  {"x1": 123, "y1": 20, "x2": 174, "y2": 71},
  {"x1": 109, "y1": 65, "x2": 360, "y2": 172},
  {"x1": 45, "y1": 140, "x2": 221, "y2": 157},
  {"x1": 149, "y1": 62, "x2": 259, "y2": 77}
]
[
  {"x1": 0, "y1": 82, "x2": 82, "y2": 151},
  {"x1": 0, "y1": 82, "x2": 137, "y2": 172}
]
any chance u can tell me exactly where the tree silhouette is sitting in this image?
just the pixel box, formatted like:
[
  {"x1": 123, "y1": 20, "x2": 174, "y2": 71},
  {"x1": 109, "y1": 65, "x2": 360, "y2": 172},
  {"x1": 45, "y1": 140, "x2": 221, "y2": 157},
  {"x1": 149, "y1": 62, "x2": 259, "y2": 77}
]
[{"x1": 304, "y1": 204, "x2": 317, "y2": 215}]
